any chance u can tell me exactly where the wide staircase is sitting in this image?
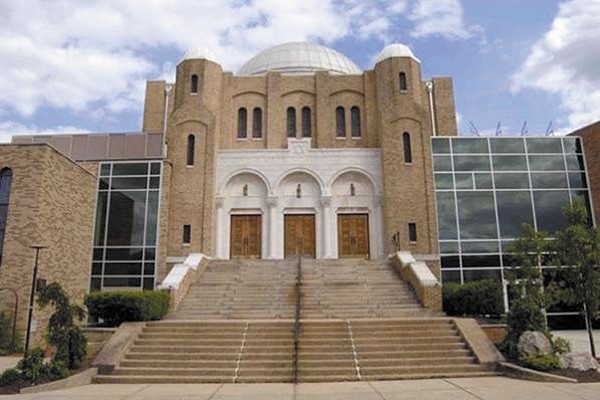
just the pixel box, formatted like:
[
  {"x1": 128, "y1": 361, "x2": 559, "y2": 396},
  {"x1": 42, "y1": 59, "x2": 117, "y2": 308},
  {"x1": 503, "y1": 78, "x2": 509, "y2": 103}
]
[{"x1": 94, "y1": 258, "x2": 498, "y2": 383}]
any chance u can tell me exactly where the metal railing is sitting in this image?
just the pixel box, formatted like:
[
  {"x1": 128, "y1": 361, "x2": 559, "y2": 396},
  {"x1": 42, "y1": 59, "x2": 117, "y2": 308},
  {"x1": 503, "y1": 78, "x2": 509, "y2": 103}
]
[{"x1": 292, "y1": 256, "x2": 302, "y2": 384}]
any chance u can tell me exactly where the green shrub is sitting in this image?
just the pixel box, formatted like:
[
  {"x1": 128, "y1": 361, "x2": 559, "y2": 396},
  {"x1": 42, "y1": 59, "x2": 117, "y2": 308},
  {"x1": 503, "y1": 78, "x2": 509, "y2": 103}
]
[
  {"x1": 37, "y1": 282, "x2": 88, "y2": 370},
  {"x1": 46, "y1": 361, "x2": 69, "y2": 381},
  {"x1": 442, "y1": 279, "x2": 503, "y2": 317},
  {"x1": 502, "y1": 296, "x2": 547, "y2": 360},
  {"x1": 17, "y1": 348, "x2": 47, "y2": 384},
  {"x1": 0, "y1": 368, "x2": 21, "y2": 387},
  {"x1": 523, "y1": 354, "x2": 561, "y2": 372},
  {"x1": 85, "y1": 290, "x2": 170, "y2": 327},
  {"x1": 550, "y1": 335, "x2": 572, "y2": 355},
  {"x1": 0, "y1": 311, "x2": 21, "y2": 354}
]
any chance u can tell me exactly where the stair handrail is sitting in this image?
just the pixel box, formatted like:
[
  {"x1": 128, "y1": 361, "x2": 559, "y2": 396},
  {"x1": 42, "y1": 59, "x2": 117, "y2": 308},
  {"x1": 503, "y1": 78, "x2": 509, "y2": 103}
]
[{"x1": 292, "y1": 256, "x2": 302, "y2": 384}]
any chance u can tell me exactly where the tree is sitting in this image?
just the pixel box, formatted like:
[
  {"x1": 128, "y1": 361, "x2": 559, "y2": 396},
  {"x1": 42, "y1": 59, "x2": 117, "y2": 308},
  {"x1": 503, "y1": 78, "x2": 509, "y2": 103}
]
[
  {"x1": 551, "y1": 199, "x2": 600, "y2": 358},
  {"x1": 37, "y1": 283, "x2": 87, "y2": 369},
  {"x1": 503, "y1": 224, "x2": 549, "y2": 359}
]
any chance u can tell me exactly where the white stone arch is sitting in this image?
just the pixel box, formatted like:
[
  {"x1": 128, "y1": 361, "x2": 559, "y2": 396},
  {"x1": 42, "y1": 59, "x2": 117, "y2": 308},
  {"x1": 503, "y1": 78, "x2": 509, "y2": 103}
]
[
  {"x1": 274, "y1": 167, "x2": 326, "y2": 197},
  {"x1": 216, "y1": 170, "x2": 271, "y2": 260},
  {"x1": 329, "y1": 168, "x2": 384, "y2": 260},
  {"x1": 219, "y1": 168, "x2": 273, "y2": 196},
  {"x1": 328, "y1": 167, "x2": 380, "y2": 196}
]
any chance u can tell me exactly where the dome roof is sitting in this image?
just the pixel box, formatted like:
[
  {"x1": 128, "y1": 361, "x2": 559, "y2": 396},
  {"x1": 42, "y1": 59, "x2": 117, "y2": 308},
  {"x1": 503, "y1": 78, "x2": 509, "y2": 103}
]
[
  {"x1": 238, "y1": 42, "x2": 361, "y2": 76},
  {"x1": 180, "y1": 47, "x2": 219, "y2": 64},
  {"x1": 375, "y1": 44, "x2": 420, "y2": 64}
]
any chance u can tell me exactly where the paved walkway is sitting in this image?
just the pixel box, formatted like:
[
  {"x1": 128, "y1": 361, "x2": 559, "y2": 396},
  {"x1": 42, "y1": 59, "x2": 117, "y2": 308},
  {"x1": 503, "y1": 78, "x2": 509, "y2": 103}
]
[
  {"x1": 2, "y1": 377, "x2": 600, "y2": 399},
  {"x1": 0, "y1": 357, "x2": 20, "y2": 374},
  {"x1": 555, "y1": 330, "x2": 600, "y2": 355}
]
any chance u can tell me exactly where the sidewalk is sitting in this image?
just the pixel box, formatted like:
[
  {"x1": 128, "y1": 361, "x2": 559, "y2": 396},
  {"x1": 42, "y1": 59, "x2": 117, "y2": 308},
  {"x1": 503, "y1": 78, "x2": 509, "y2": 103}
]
[
  {"x1": 554, "y1": 330, "x2": 600, "y2": 355},
  {"x1": 0, "y1": 357, "x2": 20, "y2": 374},
  {"x1": 1, "y1": 377, "x2": 600, "y2": 399}
]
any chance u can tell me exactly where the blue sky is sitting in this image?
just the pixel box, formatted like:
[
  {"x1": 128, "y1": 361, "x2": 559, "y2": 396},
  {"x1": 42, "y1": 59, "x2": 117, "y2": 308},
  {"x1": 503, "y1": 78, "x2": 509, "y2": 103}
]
[{"x1": 1, "y1": 0, "x2": 599, "y2": 142}]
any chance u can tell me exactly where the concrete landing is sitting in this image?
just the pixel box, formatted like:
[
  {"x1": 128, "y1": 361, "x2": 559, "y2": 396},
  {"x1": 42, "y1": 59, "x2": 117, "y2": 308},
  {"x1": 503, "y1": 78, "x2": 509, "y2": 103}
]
[{"x1": 2, "y1": 377, "x2": 600, "y2": 399}]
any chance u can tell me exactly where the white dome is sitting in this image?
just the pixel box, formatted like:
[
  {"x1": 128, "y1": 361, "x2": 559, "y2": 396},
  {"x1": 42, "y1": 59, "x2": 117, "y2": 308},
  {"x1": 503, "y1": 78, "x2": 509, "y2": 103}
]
[
  {"x1": 180, "y1": 47, "x2": 219, "y2": 64},
  {"x1": 375, "y1": 44, "x2": 420, "y2": 64},
  {"x1": 238, "y1": 42, "x2": 361, "y2": 76}
]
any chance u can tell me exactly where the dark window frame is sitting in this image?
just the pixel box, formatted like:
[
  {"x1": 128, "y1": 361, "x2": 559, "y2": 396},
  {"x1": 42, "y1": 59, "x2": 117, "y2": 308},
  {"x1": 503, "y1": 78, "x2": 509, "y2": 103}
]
[
  {"x1": 408, "y1": 222, "x2": 417, "y2": 242},
  {"x1": 252, "y1": 107, "x2": 263, "y2": 139},
  {"x1": 186, "y1": 134, "x2": 195, "y2": 166},
  {"x1": 287, "y1": 107, "x2": 297, "y2": 138},
  {"x1": 0, "y1": 168, "x2": 13, "y2": 266},
  {"x1": 237, "y1": 108, "x2": 248, "y2": 139},
  {"x1": 399, "y1": 72, "x2": 408, "y2": 92},
  {"x1": 403, "y1": 132, "x2": 412, "y2": 163},
  {"x1": 190, "y1": 74, "x2": 199, "y2": 94},
  {"x1": 350, "y1": 106, "x2": 361, "y2": 138},
  {"x1": 335, "y1": 106, "x2": 346, "y2": 138},
  {"x1": 301, "y1": 107, "x2": 312, "y2": 138},
  {"x1": 183, "y1": 225, "x2": 191, "y2": 244}
]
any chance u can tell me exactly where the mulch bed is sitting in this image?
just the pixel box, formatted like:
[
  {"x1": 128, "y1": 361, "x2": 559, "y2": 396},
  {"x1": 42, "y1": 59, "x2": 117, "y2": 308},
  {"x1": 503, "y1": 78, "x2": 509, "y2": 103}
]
[
  {"x1": 552, "y1": 368, "x2": 600, "y2": 383},
  {"x1": 0, "y1": 377, "x2": 52, "y2": 395}
]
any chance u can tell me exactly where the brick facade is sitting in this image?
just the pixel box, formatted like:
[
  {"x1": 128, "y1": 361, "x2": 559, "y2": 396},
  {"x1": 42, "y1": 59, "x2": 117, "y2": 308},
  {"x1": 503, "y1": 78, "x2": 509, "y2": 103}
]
[
  {"x1": 0, "y1": 144, "x2": 96, "y2": 346},
  {"x1": 572, "y1": 121, "x2": 600, "y2": 226}
]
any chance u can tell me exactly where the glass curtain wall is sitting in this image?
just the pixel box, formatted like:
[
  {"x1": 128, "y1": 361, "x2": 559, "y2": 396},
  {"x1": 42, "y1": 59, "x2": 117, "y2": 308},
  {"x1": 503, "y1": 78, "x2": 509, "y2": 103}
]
[
  {"x1": 90, "y1": 161, "x2": 162, "y2": 291},
  {"x1": 432, "y1": 136, "x2": 592, "y2": 325}
]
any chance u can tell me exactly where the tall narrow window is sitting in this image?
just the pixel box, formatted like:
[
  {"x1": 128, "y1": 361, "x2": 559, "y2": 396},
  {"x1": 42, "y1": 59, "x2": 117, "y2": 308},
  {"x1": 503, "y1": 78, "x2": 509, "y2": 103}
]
[
  {"x1": 350, "y1": 106, "x2": 361, "y2": 138},
  {"x1": 186, "y1": 135, "x2": 195, "y2": 166},
  {"x1": 403, "y1": 132, "x2": 412, "y2": 163},
  {"x1": 287, "y1": 107, "x2": 296, "y2": 138},
  {"x1": 252, "y1": 107, "x2": 262, "y2": 138},
  {"x1": 0, "y1": 168, "x2": 12, "y2": 265},
  {"x1": 408, "y1": 223, "x2": 417, "y2": 242},
  {"x1": 190, "y1": 74, "x2": 199, "y2": 94},
  {"x1": 302, "y1": 107, "x2": 312, "y2": 138},
  {"x1": 183, "y1": 225, "x2": 191, "y2": 244},
  {"x1": 335, "y1": 106, "x2": 346, "y2": 138},
  {"x1": 399, "y1": 72, "x2": 408, "y2": 92},
  {"x1": 237, "y1": 108, "x2": 247, "y2": 139}
]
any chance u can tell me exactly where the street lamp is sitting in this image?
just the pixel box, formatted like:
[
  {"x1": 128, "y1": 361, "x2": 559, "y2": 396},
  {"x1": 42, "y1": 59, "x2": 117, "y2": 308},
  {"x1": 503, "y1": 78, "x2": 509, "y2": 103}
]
[{"x1": 24, "y1": 245, "x2": 46, "y2": 355}]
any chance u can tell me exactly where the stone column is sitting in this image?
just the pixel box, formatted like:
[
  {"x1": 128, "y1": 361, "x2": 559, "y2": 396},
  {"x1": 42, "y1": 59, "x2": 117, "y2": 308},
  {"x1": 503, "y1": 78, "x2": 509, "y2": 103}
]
[
  {"x1": 215, "y1": 197, "x2": 225, "y2": 259},
  {"x1": 267, "y1": 196, "x2": 279, "y2": 259},
  {"x1": 321, "y1": 196, "x2": 334, "y2": 259},
  {"x1": 372, "y1": 196, "x2": 383, "y2": 259}
]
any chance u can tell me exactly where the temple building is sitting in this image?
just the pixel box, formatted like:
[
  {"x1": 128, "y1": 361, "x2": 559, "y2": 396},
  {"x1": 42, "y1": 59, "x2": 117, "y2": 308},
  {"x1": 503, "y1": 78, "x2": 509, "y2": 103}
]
[{"x1": 0, "y1": 42, "x2": 597, "y2": 338}]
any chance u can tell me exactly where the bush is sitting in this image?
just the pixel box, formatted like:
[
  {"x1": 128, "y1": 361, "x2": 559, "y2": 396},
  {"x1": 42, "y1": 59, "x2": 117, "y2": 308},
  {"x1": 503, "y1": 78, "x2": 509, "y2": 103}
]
[
  {"x1": 443, "y1": 279, "x2": 503, "y2": 317},
  {"x1": 0, "y1": 368, "x2": 21, "y2": 387},
  {"x1": 0, "y1": 311, "x2": 21, "y2": 354},
  {"x1": 523, "y1": 354, "x2": 561, "y2": 372},
  {"x1": 551, "y1": 335, "x2": 572, "y2": 355},
  {"x1": 37, "y1": 282, "x2": 87, "y2": 370},
  {"x1": 17, "y1": 348, "x2": 47, "y2": 384},
  {"x1": 46, "y1": 361, "x2": 69, "y2": 381},
  {"x1": 85, "y1": 290, "x2": 170, "y2": 327},
  {"x1": 502, "y1": 296, "x2": 547, "y2": 360}
]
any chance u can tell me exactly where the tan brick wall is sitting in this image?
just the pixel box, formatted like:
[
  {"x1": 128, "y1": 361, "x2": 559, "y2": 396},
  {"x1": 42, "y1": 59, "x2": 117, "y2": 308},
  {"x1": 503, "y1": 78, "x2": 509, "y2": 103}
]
[
  {"x1": 143, "y1": 81, "x2": 168, "y2": 133},
  {"x1": 0, "y1": 144, "x2": 96, "y2": 347},
  {"x1": 572, "y1": 122, "x2": 600, "y2": 226},
  {"x1": 144, "y1": 55, "x2": 457, "y2": 258}
]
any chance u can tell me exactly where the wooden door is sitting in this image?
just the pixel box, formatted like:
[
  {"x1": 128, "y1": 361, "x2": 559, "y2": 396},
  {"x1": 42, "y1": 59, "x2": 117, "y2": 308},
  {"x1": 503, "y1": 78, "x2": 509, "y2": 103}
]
[
  {"x1": 230, "y1": 215, "x2": 262, "y2": 259},
  {"x1": 338, "y1": 214, "x2": 370, "y2": 258},
  {"x1": 284, "y1": 214, "x2": 316, "y2": 258}
]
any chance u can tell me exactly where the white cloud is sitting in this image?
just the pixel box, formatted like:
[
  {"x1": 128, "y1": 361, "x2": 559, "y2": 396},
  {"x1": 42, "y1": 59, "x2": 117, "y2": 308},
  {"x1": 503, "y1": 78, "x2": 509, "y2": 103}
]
[
  {"x1": 511, "y1": 0, "x2": 600, "y2": 132},
  {"x1": 0, "y1": 0, "x2": 474, "y2": 131},
  {"x1": 409, "y1": 0, "x2": 475, "y2": 40}
]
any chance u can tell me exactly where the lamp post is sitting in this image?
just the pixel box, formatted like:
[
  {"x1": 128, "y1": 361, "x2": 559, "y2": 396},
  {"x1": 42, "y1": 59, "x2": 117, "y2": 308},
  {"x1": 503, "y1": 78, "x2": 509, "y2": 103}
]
[{"x1": 24, "y1": 245, "x2": 46, "y2": 356}]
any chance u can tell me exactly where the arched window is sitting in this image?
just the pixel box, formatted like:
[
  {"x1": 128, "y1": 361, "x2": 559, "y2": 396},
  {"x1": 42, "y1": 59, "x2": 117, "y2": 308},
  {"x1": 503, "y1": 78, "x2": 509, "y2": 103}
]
[
  {"x1": 190, "y1": 74, "x2": 199, "y2": 94},
  {"x1": 287, "y1": 107, "x2": 296, "y2": 138},
  {"x1": 0, "y1": 168, "x2": 13, "y2": 265},
  {"x1": 399, "y1": 72, "x2": 408, "y2": 92},
  {"x1": 403, "y1": 132, "x2": 412, "y2": 163},
  {"x1": 335, "y1": 106, "x2": 346, "y2": 138},
  {"x1": 302, "y1": 107, "x2": 312, "y2": 138},
  {"x1": 350, "y1": 106, "x2": 361, "y2": 138},
  {"x1": 252, "y1": 107, "x2": 262, "y2": 139},
  {"x1": 237, "y1": 108, "x2": 247, "y2": 139},
  {"x1": 186, "y1": 135, "x2": 195, "y2": 166}
]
